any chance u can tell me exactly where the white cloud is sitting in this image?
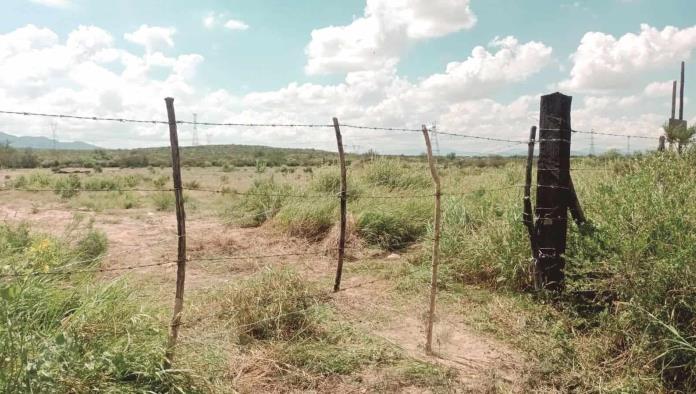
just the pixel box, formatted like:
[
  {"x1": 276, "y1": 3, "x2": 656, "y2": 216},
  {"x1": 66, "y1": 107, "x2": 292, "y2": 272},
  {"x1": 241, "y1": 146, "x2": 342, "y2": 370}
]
[
  {"x1": 418, "y1": 37, "x2": 553, "y2": 100},
  {"x1": 643, "y1": 80, "x2": 675, "y2": 97},
  {"x1": 203, "y1": 14, "x2": 217, "y2": 29},
  {"x1": 0, "y1": 25, "x2": 204, "y2": 147},
  {"x1": 29, "y1": 0, "x2": 71, "y2": 8},
  {"x1": 560, "y1": 24, "x2": 696, "y2": 92},
  {"x1": 305, "y1": 0, "x2": 476, "y2": 75},
  {"x1": 224, "y1": 19, "x2": 249, "y2": 31},
  {"x1": 124, "y1": 25, "x2": 175, "y2": 53},
  {"x1": 203, "y1": 13, "x2": 249, "y2": 31},
  {"x1": 0, "y1": 22, "x2": 673, "y2": 155}
]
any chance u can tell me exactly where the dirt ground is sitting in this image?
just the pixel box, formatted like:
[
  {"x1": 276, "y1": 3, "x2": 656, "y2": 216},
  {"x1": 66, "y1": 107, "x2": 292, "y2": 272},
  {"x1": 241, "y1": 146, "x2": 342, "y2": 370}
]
[{"x1": 0, "y1": 188, "x2": 530, "y2": 392}]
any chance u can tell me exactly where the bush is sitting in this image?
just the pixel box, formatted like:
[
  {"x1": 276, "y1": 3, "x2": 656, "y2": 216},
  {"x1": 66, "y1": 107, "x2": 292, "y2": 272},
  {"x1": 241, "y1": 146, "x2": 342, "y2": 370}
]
[
  {"x1": 184, "y1": 180, "x2": 200, "y2": 190},
  {"x1": 356, "y1": 200, "x2": 431, "y2": 250},
  {"x1": 153, "y1": 175, "x2": 169, "y2": 188},
  {"x1": 226, "y1": 178, "x2": 292, "y2": 227},
  {"x1": 362, "y1": 158, "x2": 430, "y2": 189},
  {"x1": 151, "y1": 191, "x2": 175, "y2": 211},
  {"x1": 216, "y1": 267, "x2": 323, "y2": 341},
  {"x1": 275, "y1": 199, "x2": 337, "y2": 240},
  {"x1": 55, "y1": 175, "x2": 81, "y2": 198},
  {"x1": 0, "y1": 224, "x2": 196, "y2": 392},
  {"x1": 73, "y1": 228, "x2": 108, "y2": 261}
]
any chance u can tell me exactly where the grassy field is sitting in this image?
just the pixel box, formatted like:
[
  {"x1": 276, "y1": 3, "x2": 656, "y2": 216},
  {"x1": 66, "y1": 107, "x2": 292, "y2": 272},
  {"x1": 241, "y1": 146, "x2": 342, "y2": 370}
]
[{"x1": 0, "y1": 148, "x2": 694, "y2": 392}]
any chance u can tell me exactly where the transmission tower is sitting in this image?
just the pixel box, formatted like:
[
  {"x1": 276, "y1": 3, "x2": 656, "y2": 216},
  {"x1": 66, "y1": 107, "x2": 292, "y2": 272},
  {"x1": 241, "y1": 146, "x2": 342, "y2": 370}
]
[
  {"x1": 205, "y1": 132, "x2": 211, "y2": 145},
  {"x1": 589, "y1": 128, "x2": 595, "y2": 156},
  {"x1": 430, "y1": 122, "x2": 440, "y2": 156},
  {"x1": 50, "y1": 121, "x2": 58, "y2": 153},
  {"x1": 627, "y1": 136, "x2": 631, "y2": 155},
  {"x1": 191, "y1": 113, "x2": 199, "y2": 146}
]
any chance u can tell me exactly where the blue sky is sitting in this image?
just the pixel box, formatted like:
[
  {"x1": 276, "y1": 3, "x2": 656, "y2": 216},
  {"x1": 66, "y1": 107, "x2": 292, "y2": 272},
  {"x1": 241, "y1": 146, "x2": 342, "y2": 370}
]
[{"x1": 1, "y1": 0, "x2": 695, "y2": 154}]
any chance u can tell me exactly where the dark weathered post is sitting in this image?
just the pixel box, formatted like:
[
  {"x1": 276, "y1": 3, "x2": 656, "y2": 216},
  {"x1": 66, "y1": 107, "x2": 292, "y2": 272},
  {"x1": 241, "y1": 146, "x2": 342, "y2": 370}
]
[
  {"x1": 164, "y1": 97, "x2": 187, "y2": 368},
  {"x1": 658, "y1": 135, "x2": 666, "y2": 152},
  {"x1": 679, "y1": 61, "x2": 685, "y2": 121},
  {"x1": 534, "y1": 92, "x2": 572, "y2": 291},
  {"x1": 333, "y1": 117, "x2": 347, "y2": 293},
  {"x1": 421, "y1": 125, "x2": 442, "y2": 355},
  {"x1": 671, "y1": 80, "x2": 677, "y2": 120},
  {"x1": 523, "y1": 126, "x2": 537, "y2": 254}
]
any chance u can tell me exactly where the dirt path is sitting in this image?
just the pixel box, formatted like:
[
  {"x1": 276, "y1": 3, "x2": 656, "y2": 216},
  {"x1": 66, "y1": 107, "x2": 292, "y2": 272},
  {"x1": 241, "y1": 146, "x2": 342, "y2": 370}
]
[{"x1": 1, "y1": 197, "x2": 530, "y2": 391}]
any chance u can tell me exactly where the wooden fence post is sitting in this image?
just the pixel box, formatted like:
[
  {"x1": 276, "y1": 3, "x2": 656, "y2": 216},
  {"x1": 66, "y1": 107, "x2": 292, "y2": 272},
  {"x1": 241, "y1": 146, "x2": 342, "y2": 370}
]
[
  {"x1": 523, "y1": 126, "x2": 537, "y2": 257},
  {"x1": 333, "y1": 117, "x2": 347, "y2": 292},
  {"x1": 421, "y1": 125, "x2": 442, "y2": 355},
  {"x1": 534, "y1": 92, "x2": 572, "y2": 291},
  {"x1": 164, "y1": 97, "x2": 187, "y2": 368}
]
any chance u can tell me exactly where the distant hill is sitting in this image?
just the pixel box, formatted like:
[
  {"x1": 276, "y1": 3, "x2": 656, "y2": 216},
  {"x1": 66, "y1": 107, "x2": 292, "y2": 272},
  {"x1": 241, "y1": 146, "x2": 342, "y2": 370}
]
[{"x1": 0, "y1": 131, "x2": 99, "y2": 150}]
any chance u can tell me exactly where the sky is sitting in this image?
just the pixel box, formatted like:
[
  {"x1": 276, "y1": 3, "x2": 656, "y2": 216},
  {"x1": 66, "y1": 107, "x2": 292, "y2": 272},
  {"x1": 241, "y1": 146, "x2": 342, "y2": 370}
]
[{"x1": 0, "y1": 0, "x2": 695, "y2": 155}]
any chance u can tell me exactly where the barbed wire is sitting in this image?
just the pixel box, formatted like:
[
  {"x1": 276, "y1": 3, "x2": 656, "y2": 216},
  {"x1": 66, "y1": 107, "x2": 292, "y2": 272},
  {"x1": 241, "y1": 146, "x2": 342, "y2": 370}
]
[
  {"x1": 0, "y1": 110, "x2": 169, "y2": 125},
  {"x1": 572, "y1": 129, "x2": 655, "y2": 140},
  {"x1": 187, "y1": 252, "x2": 326, "y2": 263},
  {"x1": 0, "y1": 109, "x2": 664, "y2": 146},
  {"x1": 0, "y1": 261, "x2": 178, "y2": 278}
]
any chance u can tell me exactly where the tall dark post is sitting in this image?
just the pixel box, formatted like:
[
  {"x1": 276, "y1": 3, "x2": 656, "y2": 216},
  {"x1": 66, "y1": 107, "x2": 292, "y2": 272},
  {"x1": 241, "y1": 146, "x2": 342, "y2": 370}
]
[
  {"x1": 534, "y1": 92, "x2": 572, "y2": 291},
  {"x1": 164, "y1": 97, "x2": 187, "y2": 368},
  {"x1": 671, "y1": 80, "x2": 677, "y2": 119},
  {"x1": 679, "y1": 61, "x2": 685, "y2": 121}
]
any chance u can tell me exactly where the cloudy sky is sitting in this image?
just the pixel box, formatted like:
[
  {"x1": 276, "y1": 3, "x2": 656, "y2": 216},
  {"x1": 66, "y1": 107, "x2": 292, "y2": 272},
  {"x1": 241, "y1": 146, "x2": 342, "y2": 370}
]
[{"x1": 0, "y1": 0, "x2": 695, "y2": 154}]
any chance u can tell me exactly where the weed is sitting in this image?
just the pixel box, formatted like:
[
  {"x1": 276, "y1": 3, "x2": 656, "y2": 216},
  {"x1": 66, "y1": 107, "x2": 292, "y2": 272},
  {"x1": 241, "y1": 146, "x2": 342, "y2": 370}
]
[{"x1": 151, "y1": 191, "x2": 175, "y2": 211}]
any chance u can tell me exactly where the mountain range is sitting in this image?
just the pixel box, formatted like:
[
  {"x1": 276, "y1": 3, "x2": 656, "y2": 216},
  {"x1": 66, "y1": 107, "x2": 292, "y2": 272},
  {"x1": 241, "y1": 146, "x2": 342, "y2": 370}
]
[{"x1": 0, "y1": 131, "x2": 99, "y2": 150}]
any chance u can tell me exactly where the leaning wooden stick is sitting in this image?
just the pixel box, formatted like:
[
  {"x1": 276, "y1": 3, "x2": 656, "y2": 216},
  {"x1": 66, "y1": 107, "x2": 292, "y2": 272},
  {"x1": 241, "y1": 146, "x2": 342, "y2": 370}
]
[
  {"x1": 333, "y1": 117, "x2": 347, "y2": 292},
  {"x1": 421, "y1": 124, "x2": 442, "y2": 355},
  {"x1": 523, "y1": 126, "x2": 537, "y2": 255},
  {"x1": 164, "y1": 97, "x2": 187, "y2": 368},
  {"x1": 567, "y1": 178, "x2": 586, "y2": 226}
]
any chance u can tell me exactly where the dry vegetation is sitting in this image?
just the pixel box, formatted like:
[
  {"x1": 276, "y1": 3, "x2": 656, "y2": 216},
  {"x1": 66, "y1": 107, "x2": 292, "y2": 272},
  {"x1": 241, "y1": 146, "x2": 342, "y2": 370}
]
[{"x1": 0, "y1": 148, "x2": 695, "y2": 393}]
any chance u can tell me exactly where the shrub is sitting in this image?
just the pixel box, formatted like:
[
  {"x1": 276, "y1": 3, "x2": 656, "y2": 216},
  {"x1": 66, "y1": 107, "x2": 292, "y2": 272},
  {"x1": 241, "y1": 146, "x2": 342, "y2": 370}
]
[
  {"x1": 73, "y1": 228, "x2": 108, "y2": 261},
  {"x1": 153, "y1": 175, "x2": 169, "y2": 188},
  {"x1": 83, "y1": 176, "x2": 119, "y2": 191},
  {"x1": 55, "y1": 175, "x2": 81, "y2": 199},
  {"x1": 184, "y1": 180, "x2": 200, "y2": 190},
  {"x1": 216, "y1": 267, "x2": 323, "y2": 341},
  {"x1": 356, "y1": 200, "x2": 431, "y2": 250},
  {"x1": 255, "y1": 159, "x2": 267, "y2": 173},
  {"x1": 275, "y1": 199, "x2": 336, "y2": 240},
  {"x1": 151, "y1": 192, "x2": 175, "y2": 211},
  {"x1": 362, "y1": 158, "x2": 430, "y2": 189},
  {"x1": 226, "y1": 178, "x2": 292, "y2": 227}
]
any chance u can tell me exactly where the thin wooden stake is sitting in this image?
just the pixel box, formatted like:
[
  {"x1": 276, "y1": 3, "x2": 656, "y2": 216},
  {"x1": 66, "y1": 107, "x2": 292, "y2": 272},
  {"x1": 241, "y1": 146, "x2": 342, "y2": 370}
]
[
  {"x1": 422, "y1": 124, "x2": 442, "y2": 355},
  {"x1": 333, "y1": 117, "x2": 347, "y2": 292},
  {"x1": 568, "y1": 178, "x2": 586, "y2": 226},
  {"x1": 164, "y1": 97, "x2": 187, "y2": 368},
  {"x1": 523, "y1": 126, "x2": 537, "y2": 257}
]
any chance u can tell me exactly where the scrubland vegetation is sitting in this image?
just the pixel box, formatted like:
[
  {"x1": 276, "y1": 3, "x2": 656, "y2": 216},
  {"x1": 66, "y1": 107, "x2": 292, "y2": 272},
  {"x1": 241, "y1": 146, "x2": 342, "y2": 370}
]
[{"x1": 0, "y1": 147, "x2": 694, "y2": 392}]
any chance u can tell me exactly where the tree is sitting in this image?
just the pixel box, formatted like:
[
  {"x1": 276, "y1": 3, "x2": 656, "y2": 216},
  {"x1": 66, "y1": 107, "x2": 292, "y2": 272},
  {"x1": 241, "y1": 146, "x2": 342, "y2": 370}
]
[{"x1": 663, "y1": 123, "x2": 696, "y2": 154}]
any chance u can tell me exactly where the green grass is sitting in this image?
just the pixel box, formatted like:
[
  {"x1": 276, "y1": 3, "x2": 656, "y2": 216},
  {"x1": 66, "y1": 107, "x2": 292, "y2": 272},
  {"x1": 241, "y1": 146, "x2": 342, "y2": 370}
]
[
  {"x1": 222, "y1": 177, "x2": 292, "y2": 227},
  {"x1": 274, "y1": 198, "x2": 337, "y2": 240},
  {"x1": 398, "y1": 150, "x2": 696, "y2": 392},
  {"x1": 0, "y1": 223, "x2": 199, "y2": 393}
]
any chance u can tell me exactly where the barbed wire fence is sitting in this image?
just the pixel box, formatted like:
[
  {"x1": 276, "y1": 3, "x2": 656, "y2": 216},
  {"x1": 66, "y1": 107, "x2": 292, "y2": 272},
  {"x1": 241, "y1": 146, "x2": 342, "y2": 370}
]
[{"x1": 0, "y1": 94, "x2": 664, "y2": 366}]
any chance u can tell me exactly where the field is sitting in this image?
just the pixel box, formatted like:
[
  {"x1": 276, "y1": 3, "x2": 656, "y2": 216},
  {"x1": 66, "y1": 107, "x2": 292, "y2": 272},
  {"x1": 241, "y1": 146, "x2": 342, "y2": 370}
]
[{"x1": 0, "y1": 149, "x2": 695, "y2": 393}]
